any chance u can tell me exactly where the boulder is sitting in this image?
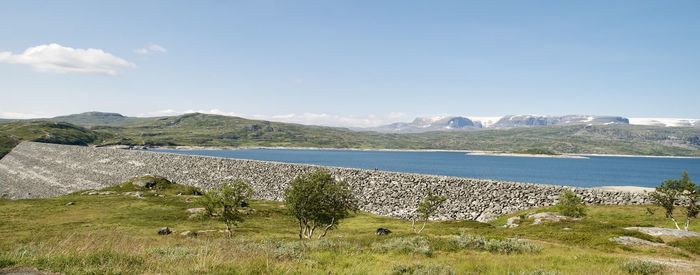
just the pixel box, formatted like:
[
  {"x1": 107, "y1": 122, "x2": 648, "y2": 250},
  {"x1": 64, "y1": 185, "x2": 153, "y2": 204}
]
[
  {"x1": 376, "y1": 228, "x2": 392, "y2": 235},
  {"x1": 132, "y1": 176, "x2": 157, "y2": 188},
  {"x1": 130, "y1": 175, "x2": 171, "y2": 189},
  {"x1": 186, "y1": 208, "x2": 207, "y2": 219},
  {"x1": 124, "y1": 191, "x2": 143, "y2": 199},
  {"x1": 186, "y1": 207, "x2": 206, "y2": 214},
  {"x1": 158, "y1": 227, "x2": 172, "y2": 235},
  {"x1": 527, "y1": 212, "x2": 578, "y2": 225},
  {"x1": 180, "y1": 230, "x2": 197, "y2": 237},
  {"x1": 504, "y1": 216, "x2": 521, "y2": 228},
  {"x1": 625, "y1": 227, "x2": 700, "y2": 238},
  {"x1": 609, "y1": 236, "x2": 665, "y2": 247}
]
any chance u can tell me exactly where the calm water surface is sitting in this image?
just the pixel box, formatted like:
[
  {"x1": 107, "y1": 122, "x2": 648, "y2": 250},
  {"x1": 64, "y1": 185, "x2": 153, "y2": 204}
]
[{"x1": 152, "y1": 149, "x2": 700, "y2": 188}]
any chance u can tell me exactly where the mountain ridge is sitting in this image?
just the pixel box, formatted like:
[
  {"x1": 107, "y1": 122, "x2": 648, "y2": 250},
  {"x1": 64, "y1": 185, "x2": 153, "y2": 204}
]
[
  {"x1": 1, "y1": 111, "x2": 699, "y2": 158},
  {"x1": 369, "y1": 114, "x2": 698, "y2": 133}
]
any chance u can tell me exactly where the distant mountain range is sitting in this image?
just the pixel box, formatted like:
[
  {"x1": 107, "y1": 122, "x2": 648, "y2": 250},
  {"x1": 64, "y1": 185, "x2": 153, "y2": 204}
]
[
  {"x1": 1, "y1": 111, "x2": 700, "y2": 158},
  {"x1": 368, "y1": 115, "x2": 698, "y2": 133}
]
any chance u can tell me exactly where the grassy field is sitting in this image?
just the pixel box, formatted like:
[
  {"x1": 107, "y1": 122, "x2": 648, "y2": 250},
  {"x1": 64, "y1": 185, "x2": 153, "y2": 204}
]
[{"x1": 1, "y1": 183, "x2": 699, "y2": 274}]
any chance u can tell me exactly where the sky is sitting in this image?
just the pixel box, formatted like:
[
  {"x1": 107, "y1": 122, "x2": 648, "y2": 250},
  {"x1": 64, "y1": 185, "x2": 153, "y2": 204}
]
[{"x1": 1, "y1": 1, "x2": 699, "y2": 127}]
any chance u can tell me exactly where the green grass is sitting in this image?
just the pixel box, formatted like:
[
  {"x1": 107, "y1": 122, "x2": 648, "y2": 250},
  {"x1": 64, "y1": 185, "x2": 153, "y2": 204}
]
[
  {"x1": 668, "y1": 237, "x2": 700, "y2": 255},
  {"x1": 1, "y1": 185, "x2": 699, "y2": 274}
]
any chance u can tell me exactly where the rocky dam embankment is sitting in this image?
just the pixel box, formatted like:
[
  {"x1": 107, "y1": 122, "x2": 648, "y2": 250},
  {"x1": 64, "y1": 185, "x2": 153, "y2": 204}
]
[{"x1": 0, "y1": 142, "x2": 649, "y2": 221}]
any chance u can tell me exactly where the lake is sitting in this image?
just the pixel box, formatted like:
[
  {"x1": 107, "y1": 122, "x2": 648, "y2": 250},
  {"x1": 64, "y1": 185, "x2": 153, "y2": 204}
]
[{"x1": 151, "y1": 148, "x2": 700, "y2": 188}]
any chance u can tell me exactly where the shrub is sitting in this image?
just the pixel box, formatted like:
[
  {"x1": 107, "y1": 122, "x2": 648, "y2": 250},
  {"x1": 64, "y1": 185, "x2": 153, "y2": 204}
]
[
  {"x1": 621, "y1": 260, "x2": 665, "y2": 275},
  {"x1": 372, "y1": 236, "x2": 433, "y2": 257},
  {"x1": 649, "y1": 171, "x2": 699, "y2": 231},
  {"x1": 557, "y1": 190, "x2": 587, "y2": 218},
  {"x1": 180, "y1": 185, "x2": 203, "y2": 196},
  {"x1": 413, "y1": 190, "x2": 446, "y2": 233},
  {"x1": 198, "y1": 179, "x2": 253, "y2": 238},
  {"x1": 449, "y1": 233, "x2": 542, "y2": 254},
  {"x1": 391, "y1": 263, "x2": 455, "y2": 275},
  {"x1": 284, "y1": 170, "x2": 358, "y2": 239},
  {"x1": 0, "y1": 257, "x2": 16, "y2": 268}
]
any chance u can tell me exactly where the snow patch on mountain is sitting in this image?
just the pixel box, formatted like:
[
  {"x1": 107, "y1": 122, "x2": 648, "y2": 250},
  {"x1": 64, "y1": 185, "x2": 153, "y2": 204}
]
[{"x1": 629, "y1": 118, "x2": 699, "y2": 127}]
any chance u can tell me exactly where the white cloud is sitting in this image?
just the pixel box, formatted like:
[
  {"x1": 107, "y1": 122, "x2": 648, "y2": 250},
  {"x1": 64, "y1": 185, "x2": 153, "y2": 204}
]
[
  {"x1": 0, "y1": 112, "x2": 49, "y2": 119},
  {"x1": 0, "y1": 43, "x2": 134, "y2": 75},
  {"x1": 134, "y1": 109, "x2": 411, "y2": 128},
  {"x1": 134, "y1": 43, "x2": 167, "y2": 55}
]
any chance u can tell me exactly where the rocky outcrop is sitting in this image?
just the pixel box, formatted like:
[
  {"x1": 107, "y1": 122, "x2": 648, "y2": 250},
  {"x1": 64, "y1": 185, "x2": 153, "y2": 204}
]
[
  {"x1": 625, "y1": 227, "x2": 700, "y2": 238},
  {"x1": 0, "y1": 142, "x2": 650, "y2": 221}
]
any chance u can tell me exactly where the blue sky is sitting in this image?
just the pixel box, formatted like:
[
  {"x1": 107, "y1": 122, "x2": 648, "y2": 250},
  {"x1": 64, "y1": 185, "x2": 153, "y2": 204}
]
[{"x1": 1, "y1": 1, "x2": 699, "y2": 127}]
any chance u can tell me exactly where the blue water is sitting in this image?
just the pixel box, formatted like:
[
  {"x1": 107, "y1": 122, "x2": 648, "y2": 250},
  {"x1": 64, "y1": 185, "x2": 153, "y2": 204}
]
[{"x1": 151, "y1": 149, "x2": 700, "y2": 188}]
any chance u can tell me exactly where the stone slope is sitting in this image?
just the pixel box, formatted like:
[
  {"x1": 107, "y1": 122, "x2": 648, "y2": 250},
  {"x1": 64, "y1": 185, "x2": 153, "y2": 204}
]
[{"x1": 0, "y1": 142, "x2": 649, "y2": 221}]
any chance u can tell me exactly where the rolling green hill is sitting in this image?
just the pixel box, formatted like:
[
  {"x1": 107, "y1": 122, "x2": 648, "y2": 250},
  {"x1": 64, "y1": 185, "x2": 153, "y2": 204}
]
[
  {"x1": 1, "y1": 112, "x2": 700, "y2": 158},
  {"x1": 49, "y1": 112, "x2": 144, "y2": 127},
  {"x1": 0, "y1": 121, "x2": 103, "y2": 158}
]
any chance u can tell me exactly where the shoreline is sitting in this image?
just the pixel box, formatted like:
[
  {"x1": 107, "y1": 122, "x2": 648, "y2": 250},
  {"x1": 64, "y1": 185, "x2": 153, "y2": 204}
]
[
  {"x1": 465, "y1": 151, "x2": 588, "y2": 159},
  {"x1": 596, "y1": 186, "x2": 656, "y2": 193},
  {"x1": 138, "y1": 145, "x2": 700, "y2": 159}
]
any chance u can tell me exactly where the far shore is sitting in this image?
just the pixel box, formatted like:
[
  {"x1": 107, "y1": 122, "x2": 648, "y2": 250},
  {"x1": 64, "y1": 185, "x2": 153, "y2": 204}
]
[
  {"x1": 129, "y1": 145, "x2": 700, "y2": 159},
  {"x1": 596, "y1": 186, "x2": 656, "y2": 193},
  {"x1": 464, "y1": 151, "x2": 588, "y2": 159}
]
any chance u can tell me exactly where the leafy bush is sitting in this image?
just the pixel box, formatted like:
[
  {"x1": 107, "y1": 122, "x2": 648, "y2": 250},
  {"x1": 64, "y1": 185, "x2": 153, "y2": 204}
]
[
  {"x1": 199, "y1": 179, "x2": 253, "y2": 238},
  {"x1": 391, "y1": 263, "x2": 455, "y2": 275},
  {"x1": 413, "y1": 190, "x2": 446, "y2": 233},
  {"x1": 0, "y1": 257, "x2": 16, "y2": 268},
  {"x1": 621, "y1": 260, "x2": 665, "y2": 275},
  {"x1": 649, "y1": 171, "x2": 699, "y2": 231},
  {"x1": 557, "y1": 190, "x2": 587, "y2": 218},
  {"x1": 449, "y1": 233, "x2": 542, "y2": 254},
  {"x1": 180, "y1": 185, "x2": 204, "y2": 195},
  {"x1": 284, "y1": 170, "x2": 358, "y2": 239},
  {"x1": 372, "y1": 236, "x2": 433, "y2": 257}
]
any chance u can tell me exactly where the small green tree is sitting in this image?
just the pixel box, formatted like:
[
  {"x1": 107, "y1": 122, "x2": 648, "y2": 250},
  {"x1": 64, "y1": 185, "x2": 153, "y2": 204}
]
[
  {"x1": 650, "y1": 171, "x2": 699, "y2": 231},
  {"x1": 284, "y1": 170, "x2": 358, "y2": 239},
  {"x1": 412, "y1": 190, "x2": 446, "y2": 234},
  {"x1": 557, "y1": 190, "x2": 587, "y2": 218},
  {"x1": 199, "y1": 179, "x2": 253, "y2": 238}
]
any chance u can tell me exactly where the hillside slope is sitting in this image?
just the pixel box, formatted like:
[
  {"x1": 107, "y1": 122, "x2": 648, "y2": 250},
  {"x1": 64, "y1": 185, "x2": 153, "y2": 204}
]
[
  {"x1": 2, "y1": 112, "x2": 700, "y2": 157},
  {"x1": 0, "y1": 121, "x2": 103, "y2": 158}
]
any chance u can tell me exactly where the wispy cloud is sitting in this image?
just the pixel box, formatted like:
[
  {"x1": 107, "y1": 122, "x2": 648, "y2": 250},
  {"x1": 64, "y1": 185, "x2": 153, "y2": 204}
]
[
  {"x1": 0, "y1": 112, "x2": 49, "y2": 119},
  {"x1": 134, "y1": 43, "x2": 167, "y2": 55},
  {"x1": 135, "y1": 109, "x2": 410, "y2": 128},
  {"x1": 0, "y1": 43, "x2": 134, "y2": 75}
]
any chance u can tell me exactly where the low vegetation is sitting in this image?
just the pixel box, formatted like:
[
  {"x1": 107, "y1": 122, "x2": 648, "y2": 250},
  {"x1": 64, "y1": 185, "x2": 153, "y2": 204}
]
[
  {"x1": 620, "y1": 260, "x2": 666, "y2": 275},
  {"x1": 557, "y1": 190, "x2": 587, "y2": 218}
]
